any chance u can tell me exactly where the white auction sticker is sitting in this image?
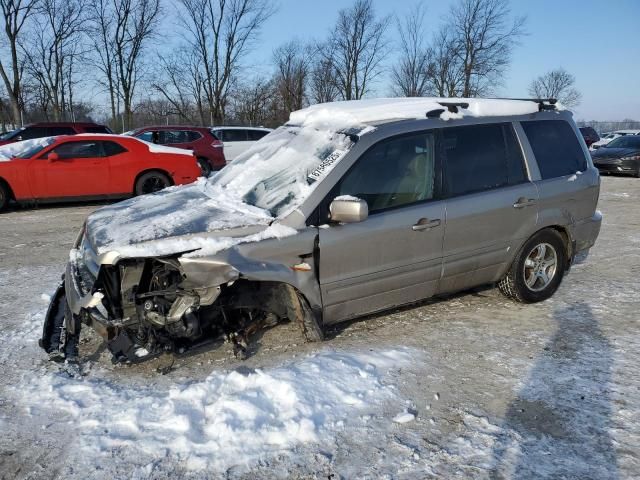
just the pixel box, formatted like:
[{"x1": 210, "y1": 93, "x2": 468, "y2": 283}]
[{"x1": 307, "y1": 149, "x2": 347, "y2": 183}]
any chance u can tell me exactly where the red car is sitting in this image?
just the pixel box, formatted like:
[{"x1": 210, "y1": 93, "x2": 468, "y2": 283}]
[
  {"x1": 0, "y1": 134, "x2": 202, "y2": 211},
  {"x1": 125, "y1": 126, "x2": 225, "y2": 175},
  {"x1": 0, "y1": 122, "x2": 112, "y2": 146}
]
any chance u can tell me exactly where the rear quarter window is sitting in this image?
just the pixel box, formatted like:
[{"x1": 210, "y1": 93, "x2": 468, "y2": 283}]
[
  {"x1": 248, "y1": 129, "x2": 269, "y2": 141},
  {"x1": 522, "y1": 120, "x2": 587, "y2": 179}
]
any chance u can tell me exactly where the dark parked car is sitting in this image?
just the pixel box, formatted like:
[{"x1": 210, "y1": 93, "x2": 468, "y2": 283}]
[
  {"x1": 579, "y1": 126, "x2": 600, "y2": 148},
  {"x1": 0, "y1": 122, "x2": 112, "y2": 146},
  {"x1": 591, "y1": 135, "x2": 640, "y2": 177},
  {"x1": 126, "y1": 126, "x2": 226, "y2": 175}
]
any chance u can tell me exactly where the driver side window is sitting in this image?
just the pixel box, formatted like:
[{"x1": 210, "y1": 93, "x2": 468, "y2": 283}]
[
  {"x1": 337, "y1": 132, "x2": 436, "y2": 214},
  {"x1": 51, "y1": 141, "x2": 103, "y2": 159}
]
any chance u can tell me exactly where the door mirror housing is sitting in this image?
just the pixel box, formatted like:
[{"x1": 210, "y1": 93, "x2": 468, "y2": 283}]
[
  {"x1": 47, "y1": 152, "x2": 59, "y2": 162},
  {"x1": 329, "y1": 196, "x2": 368, "y2": 224}
]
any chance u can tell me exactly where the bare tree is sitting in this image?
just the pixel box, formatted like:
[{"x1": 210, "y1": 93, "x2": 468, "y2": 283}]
[
  {"x1": 229, "y1": 76, "x2": 276, "y2": 127},
  {"x1": 528, "y1": 68, "x2": 582, "y2": 108},
  {"x1": 391, "y1": 3, "x2": 431, "y2": 97},
  {"x1": 448, "y1": 0, "x2": 526, "y2": 97},
  {"x1": 273, "y1": 41, "x2": 311, "y2": 116},
  {"x1": 323, "y1": 0, "x2": 390, "y2": 100},
  {"x1": 87, "y1": 0, "x2": 160, "y2": 131},
  {"x1": 0, "y1": 0, "x2": 38, "y2": 126},
  {"x1": 153, "y1": 49, "x2": 208, "y2": 124},
  {"x1": 176, "y1": 0, "x2": 275, "y2": 125},
  {"x1": 424, "y1": 27, "x2": 465, "y2": 97},
  {"x1": 23, "y1": 0, "x2": 86, "y2": 121},
  {"x1": 310, "y1": 53, "x2": 339, "y2": 104}
]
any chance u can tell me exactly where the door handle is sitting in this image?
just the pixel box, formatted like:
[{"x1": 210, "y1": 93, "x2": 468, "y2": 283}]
[
  {"x1": 412, "y1": 218, "x2": 441, "y2": 231},
  {"x1": 513, "y1": 197, "x2": 536, "y2": 209}
]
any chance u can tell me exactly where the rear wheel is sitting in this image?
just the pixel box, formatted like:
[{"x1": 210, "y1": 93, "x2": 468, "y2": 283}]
[
  {"x1": 197, "y1": 157, "x2": 212, "y2": 177},
  {"x1": 135, "y1": 171, "x2": 171, "y2": 196},
  {"x1": 0, "y1": 183, "x2": 7, "y2": 211},
  {"x1": 498, "y1": 229, "x2": 567, "y2": 303}
]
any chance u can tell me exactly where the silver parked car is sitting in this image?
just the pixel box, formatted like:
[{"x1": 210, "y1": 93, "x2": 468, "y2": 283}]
[{"x1": 41, "y1": 98, "x2": 602, "y2": 363}]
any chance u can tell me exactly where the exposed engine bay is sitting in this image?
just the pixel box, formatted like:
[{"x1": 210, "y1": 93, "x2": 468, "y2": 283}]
[{"x1": 40, "y1": 255, "x2": 320, "y2": 364}]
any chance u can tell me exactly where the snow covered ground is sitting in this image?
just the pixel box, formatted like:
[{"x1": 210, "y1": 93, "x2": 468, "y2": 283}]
[{"x1": 1, "y1": 177, "x2": 639, "y2": 479}]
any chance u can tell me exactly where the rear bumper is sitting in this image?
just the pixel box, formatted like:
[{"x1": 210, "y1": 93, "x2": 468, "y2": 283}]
[
  {"x1": 572, "y1": 210, "x2": 602, "y2": 254},
  {"x1": 594, "y1": 158, "x2": 639, "y2": 174}
]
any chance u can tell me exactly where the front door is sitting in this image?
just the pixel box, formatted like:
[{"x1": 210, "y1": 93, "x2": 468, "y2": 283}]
[
  {"x1": 34, "y1": 140, "x2": 110, "y2": 198},
  {"x1": 319, "y1": 130, "x2": 445, "y2": 324},
  {"x1": 439, "y1": 123, "x2": 539, "y2": 293}
]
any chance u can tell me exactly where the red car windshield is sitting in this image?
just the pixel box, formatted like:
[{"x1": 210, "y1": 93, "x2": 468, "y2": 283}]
[{"x1": 14, "y1": 137, "x2": 56, "y2": 158}]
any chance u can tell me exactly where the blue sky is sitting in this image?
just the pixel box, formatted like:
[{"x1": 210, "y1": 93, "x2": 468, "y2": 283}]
[{"x1": 234, "y1": 0, "x2": 640, "y2": 121}]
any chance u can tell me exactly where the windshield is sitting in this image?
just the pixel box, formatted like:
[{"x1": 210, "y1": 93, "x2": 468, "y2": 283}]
[
  {"x1": 206, "y1": 125, "x2": 357, "y2": 217},
  {"x1": 0, "y1": 137, "x2": 56, "y2": 160},
  {"x1": 606, "y1": 136, "x2": 640, "y2": 149},
  {"x1": 0, "y1": 128, "x2": 21, "y2": 141}
]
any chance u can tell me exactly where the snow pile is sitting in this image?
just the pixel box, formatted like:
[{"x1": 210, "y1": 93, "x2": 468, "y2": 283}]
[
  {"x1": 0, "y1": 136, "x2": 55, "y2": 161},
  {"x1": 290, "y1": 98, "x2": 557, "y2": 130},
  {"x1": 16, "y1": 348, "x2": 414, "y2": 473}
]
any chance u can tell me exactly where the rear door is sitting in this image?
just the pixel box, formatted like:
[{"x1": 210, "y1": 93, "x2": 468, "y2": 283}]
[
  {"x1": 318, "y1": 130, "x2": 445, "y2": 324},
  {"x1": 34, "y1": 140, "x2": 111, "y2": 198},
  {"x1": 161, "y1": 129, "x2": 200, "y2": 152},
  {"x1": 439, "y1": 123, "x2": 539, "y2": 293},
  {"x1": 521, "y1": 120, "x2": 599, "y2": 244},
  {"x1": 219, "y1": 129, "x2": 248, "y2": 161}
]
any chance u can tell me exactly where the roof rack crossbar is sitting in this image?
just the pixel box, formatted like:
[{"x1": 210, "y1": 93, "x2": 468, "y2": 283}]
[
  {"x1": 491, "y1": 97, "x2": 558, "y2": 112},
  {"x1": 438, "y1": 101, "x2": 470, "y2": 113}
]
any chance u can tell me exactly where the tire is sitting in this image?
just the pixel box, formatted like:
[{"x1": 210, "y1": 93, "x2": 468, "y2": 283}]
[
  {"x1": 134, "y1": 171, "x2": 171, "y2": 196},
  {"x1": 0, "y1": 182, "x2": 8, "y2": 211},
  {"x1": 197, "y1": 157, "x2": 212, "y2": 177},
  {"x1": 498, "y1": 229, "x2": 567, "y2": 303}
]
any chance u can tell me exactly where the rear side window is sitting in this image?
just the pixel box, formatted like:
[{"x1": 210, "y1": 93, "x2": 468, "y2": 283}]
[
  {"x1": 20, "y1": 126, "x2": 49, "y2": 140},
  {"x1": 522, "y1": 120, "x2": 586, "y2": 179},
  {"x1": 49, "y1": 126, "x2": 76, "y2": 136},
  {"x1": 442, "y1": 123, "x2": 526, "y2": 197},
  {"x1": 248, "y1": 129, "x2": 269, "y2": 141},
  {"x1": 102, "y1": 141, "x2": 127, "y2": 156},
  {"x1": 222, "y1": 129, "x2": 248, "y2": 142},
  {"x1": 84, "y1": 126, "x2": 111, "y2": 134}
]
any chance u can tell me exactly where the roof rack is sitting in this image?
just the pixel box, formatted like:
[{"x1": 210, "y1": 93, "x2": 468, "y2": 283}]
[{"x1": 497, "y1": 98, "x2": 558, "y2": 111}]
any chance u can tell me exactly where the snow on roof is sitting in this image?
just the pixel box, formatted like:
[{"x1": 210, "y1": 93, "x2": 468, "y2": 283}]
[{"x1": 289, "y1": 97, "x2": 561, "y2": 130}]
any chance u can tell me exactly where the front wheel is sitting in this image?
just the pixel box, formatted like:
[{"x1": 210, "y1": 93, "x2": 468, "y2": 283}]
[
  {"x1": 0, "y1": 183, "x2": 8, "y2": 211},
  {"x1": 134, "y1": 171, "x2": 171, "y2": 196},
  {"x1": 498, "y1": 229, "x2": 567, "y2": 303}
]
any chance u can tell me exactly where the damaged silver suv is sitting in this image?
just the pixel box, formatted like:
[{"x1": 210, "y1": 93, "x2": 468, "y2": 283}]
[{"x1": 41, "y1": 98, "x2": 602, "y2": 363}]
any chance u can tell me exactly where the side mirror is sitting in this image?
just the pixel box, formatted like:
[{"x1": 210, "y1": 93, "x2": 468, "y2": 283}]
[
  {"x1": 47, "y1": 152, "x2": 59, "y2": 162},
  {"x1": 15, "y1": 135, "x2": 22, "y2": 142},
  {"x1": 329, "y1": 196, "x2": 368, "y2": 224}
]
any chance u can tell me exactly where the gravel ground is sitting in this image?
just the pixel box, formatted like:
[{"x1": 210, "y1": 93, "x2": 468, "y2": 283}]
[{"x1": 0, "y1": 177, "x2": 638, "y2": 479}]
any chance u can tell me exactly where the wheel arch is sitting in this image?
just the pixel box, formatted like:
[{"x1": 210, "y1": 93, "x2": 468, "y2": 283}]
[
  {"x1": 132, "y1": 168, "x2": 174, "y2": 195},
  {"x1": 0, "y1": 176, "x2": 15, "y2": 201},
  {"x1": 214, "y1": 278, "x2": 324, "y2": 342},
  {"x1": 501, "y1": 224, "x2": 573, "y2": 280}
]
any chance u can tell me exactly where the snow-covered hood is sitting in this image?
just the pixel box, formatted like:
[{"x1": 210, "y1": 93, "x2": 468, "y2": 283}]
[{"x1": 86, "y1": 178, "x2": 279, "y2": 258}]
